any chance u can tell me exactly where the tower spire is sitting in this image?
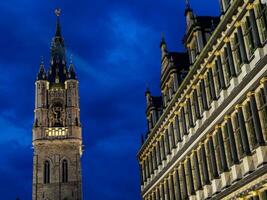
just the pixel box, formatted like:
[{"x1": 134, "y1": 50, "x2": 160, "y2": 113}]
[
  {"x1": 55, "y1": 8, "x2": 62, "y2": 37},
  {"x1": 48, "y1": 8, "x2": 67, "y2": 86}
]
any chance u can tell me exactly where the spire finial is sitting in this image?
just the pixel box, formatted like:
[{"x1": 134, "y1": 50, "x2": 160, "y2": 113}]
[
  {"x1": 55, "y1": 8, "x2": 61, "y2": 17},
  {"x1": 186, "y1": 0, "x2": 190, "y2": 8},
  {"x1": 40, "y1": 56, "x2": 44, "y2": 65},
  {"x1": 185, "y1": 0, "x2": 193, "y2": 15},
  {"x1": 161, "y1": 32, "x2": 165, "y2": 42},
  {"x1": 160, "y1": 32, "x2": 167, "y2": 48},
  {"x1": 145, "y1": 84, "x2": 150, "y2": 94},
  {"x1": 55, "y1": 8, "x2": 62, "y2": 37},
  {"x1": 70, "y1": 54, "x2": 73, "y2": 64}
]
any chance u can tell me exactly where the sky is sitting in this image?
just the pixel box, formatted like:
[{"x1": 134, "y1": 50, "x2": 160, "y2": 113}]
[{"x1": 0, "y1": 0, "x2": 219, "y2": 199}]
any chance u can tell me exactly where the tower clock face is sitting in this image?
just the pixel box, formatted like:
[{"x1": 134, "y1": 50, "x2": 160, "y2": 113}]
[{"x1": 49, "y1": 102, "x2": 65, "y2": 127}]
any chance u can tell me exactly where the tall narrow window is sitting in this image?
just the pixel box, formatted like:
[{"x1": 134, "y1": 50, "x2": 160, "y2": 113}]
[
  {"x1": 44, "y1": 160, "x2": 50, "y2": 184},
  {"x1": 232, "y1": 33, "x2": 242, "y2": 72},
  {"x1": 223, "y1": 47, "x2": 231, "y2": 85},
  {"x1": 243, "y1": 103, "x2": 258, "y2": 150},
  {"x1": 256, "y1": 3, "x2": 267, "y2": 43},
  {"x1": 244, "y1": 16, "x2": 256, "y2": 57},
  {"x1": 257, "y1": 87, "x2": 267, "y2": 141},
  {"x1": 232, "y1": 113, "x2": 245, "y2": 158},
  {"x1": 62, "y1": 159, "x2": 68, "y2": 183}
]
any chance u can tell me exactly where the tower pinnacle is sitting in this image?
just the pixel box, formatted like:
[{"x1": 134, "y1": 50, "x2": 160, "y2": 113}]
[{"x1": 55, "y1": 8, "x2": 62, "y2": 37}]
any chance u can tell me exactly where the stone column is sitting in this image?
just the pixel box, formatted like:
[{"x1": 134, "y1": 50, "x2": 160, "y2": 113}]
[
  {"x1": 154, "y1": 146, "x2": 158, "y2": 170},
  {"x1": 237, "y1": 106, "x2": 251, "y2": 155},
  {"x1": 249, "y1": 94, "x2": 265, "y2": 145},
  {"x1": 249, "y1": 8, "x2": 262, "y2": 48},
  {"x1": 227, "y1": 117, "x2": 239, "y2": 164},
  {"x1": 216, "y1": 55, "x2": 226, "y2": 89},
  {"x1": 157, "y1": 141, "x2": 162, "y2": 166},
  {"x1": 140, "y1": 163, "x2": 144, "y2": 186},
  {"x1": 208, "y1": 68, "x2": 217, "y2": 100},
  {"x1": 156, "y1": 187, "x2": 160, "y2": 200},
  {"x1": 181, "y1": 107, "x2": 188, "y2": 135},
  {"x1": 145, "y1": 158, "x2": 150, "y2": 180},
  {"x1": 169, "y1": 174, "x2": 176, "y2": 200},
  {"x1": 160, "y1": 183, "x2": 165, "y2": 200},
  {"x1": 200, "y1": 79, "x2": 208, "y2": 110},
  {"x1": 147, "y1": 155, "x2": 152, "y2": 178},
  {"x1": 164, "y1": 179, "x2": 170, "y2": 200},
  {"x1": 208, "y1": 137, "x2": 219, "y2": 179},
  {"x1": 216, "y1": 127, "x2": 228, "y2": 172},
  {"x1": 193, "y1": 89, "x2": 201, "y2": 119},
  {"x1": 169, "y1": 122, "x2": 176, "y2": 149},
  {"x1": 264, "y1": 80, "x2": 267, "y2": 101},
  {"x1": 174, "y1": 116, "x2": 182, "y2": 144},
  {"x1": 237, "y1": 26, "x2": 248, "y2": 63},
  {"x1": 143, "y1": 161, "x2": 147, "y2": 183},
  {"x1": 226, "y1": 42, "x2": 236, "y2": 77},
  {"x1": 180, "y1": 164, "x2": 188, "y2": 200},
  {"x1": 186, "y1": 158, "x2": 195, "y2": 196},
  {"x1": 174, "y1": 169, "x2": 182, "y2": 200},
  {"x1": 161, "y1": 137, "x2": 167, "y2": 161},
  {"x1": 149, "y1": 152, "x2": 154, "y2": 175},
  {"x1": 164, "y1": 130, "x2": 171, "y2": 155},
  {"x1": 200, "y1": 144, "x2": 210, "y2": 185},
  {"x1": 187, "y1": 99, "x2": 194, "y2": 128},
  {"x1": 193, "y1": 151, "x2": 202, "y2": 191}
]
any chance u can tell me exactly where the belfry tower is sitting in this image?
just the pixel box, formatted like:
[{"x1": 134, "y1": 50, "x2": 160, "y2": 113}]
[{"x1": 32, "y1": 9, "x2": 83, "y2": 200}]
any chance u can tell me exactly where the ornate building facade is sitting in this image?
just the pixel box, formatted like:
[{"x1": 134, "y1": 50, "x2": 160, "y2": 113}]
[
  {"x1": 138, "y1": 0, "x2": 267, "y2": 200},
  {"x1": 32, "y1": 11, "x2": 83, "y2": 200}
]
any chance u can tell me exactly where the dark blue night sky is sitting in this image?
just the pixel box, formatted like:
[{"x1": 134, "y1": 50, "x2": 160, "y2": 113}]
[{"x1": 0, "y1": 1, "x2": 219, "y2": 199}]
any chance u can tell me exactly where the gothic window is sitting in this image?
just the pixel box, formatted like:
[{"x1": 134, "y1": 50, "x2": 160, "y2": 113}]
[
  {"x1": 244, "y1": 16, "x2": 256, "y2": 57},
  {"x1": 232, "y1": 33, "x2": 242, "y2": 72},
  {"x1": 62, "y1": 159, "x2": 68, "y2": 183},
  {"x1": 44, "y1": 161, "x2": 50, "y2": 184},
  {"x1": 256, "y1": 3, "x2": 267, "y2": 43}
]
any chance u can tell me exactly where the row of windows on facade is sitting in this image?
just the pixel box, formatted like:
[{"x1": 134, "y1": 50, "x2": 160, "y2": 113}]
[
  {"x1": 141, "y1": 80, "x2": 267, "y2": 199},
  {"x1": 141, "y1": 78, "x2": 267, "y2": 197},
  {"x1": 44, "y1": 160, "x2": 68, "y2": 184},
  {"x1": 159, "y1": 3, "x2": 267, "y2": 116},
  {"x1": 144, "y1": 175, "x2": 267, "y2": 200}
]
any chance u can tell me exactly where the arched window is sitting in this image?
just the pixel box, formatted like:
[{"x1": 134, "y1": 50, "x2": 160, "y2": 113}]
[
  {"x1": 44, "y1": 161, "x2": 50, "y2": 184},
  {"x1": 62, "y1": 160, "x2": 68, "y2": 183}
]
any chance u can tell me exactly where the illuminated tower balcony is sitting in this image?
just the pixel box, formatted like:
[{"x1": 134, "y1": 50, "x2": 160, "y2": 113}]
[
  {"x1": 45, "y1": 127, "x2": 68, "y2": 137},
  {"x1": 33, "y1": 126, "x2": 82, "y2": 141}
]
